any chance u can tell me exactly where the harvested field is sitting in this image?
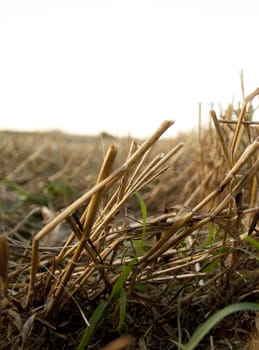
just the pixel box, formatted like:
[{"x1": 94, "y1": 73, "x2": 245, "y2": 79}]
[{"x1": 0, "y1": 90, "x2": 259, "y2": 349}]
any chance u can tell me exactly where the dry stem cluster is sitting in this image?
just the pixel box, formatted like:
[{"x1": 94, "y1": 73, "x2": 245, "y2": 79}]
[{"x1": 0, "y1": 90, "x2": 259, "y2": 349}]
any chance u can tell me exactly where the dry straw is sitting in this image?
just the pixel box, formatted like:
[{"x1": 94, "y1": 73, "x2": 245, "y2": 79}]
[{"x1": 0, "y1": 88, "x2": 258, "y2": 348}]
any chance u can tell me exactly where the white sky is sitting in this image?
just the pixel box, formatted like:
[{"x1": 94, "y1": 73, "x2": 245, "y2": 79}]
[{"x1": 1, "y1": 0, "x2": 259, "y2": 138}]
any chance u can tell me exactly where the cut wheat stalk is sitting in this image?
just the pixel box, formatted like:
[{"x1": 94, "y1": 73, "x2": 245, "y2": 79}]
[
  {"x1": 53, "y1": 139, "x2": 185, "y2": 309},
  {"x1": 231, "y1": 87, "x2": 259, "y2": 159},
  {"x1": 218, "y1": 119, "x2": 259, "y2": 125},
  {"x1": 210, "y1": 109, "x2": 232, "y2": 168},
  {"x1": 142, "y1": 141, "x2": 259, "y2": 262},
  {"x1": 45, "y1": 144, "x2": 118, "y2": 316},
  {"x1": 26, "y1": 120, "x2": 174, "y2": 310}
]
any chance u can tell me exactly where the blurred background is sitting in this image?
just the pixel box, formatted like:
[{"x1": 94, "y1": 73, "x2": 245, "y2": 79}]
[{"x1": 1, "y1": 0, "x2": 259, "y2": 138}]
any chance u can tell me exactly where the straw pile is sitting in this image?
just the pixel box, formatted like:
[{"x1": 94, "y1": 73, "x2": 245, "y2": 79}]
[{"x1": 0, "y1": 89, "x2": 258, "y2": 349}]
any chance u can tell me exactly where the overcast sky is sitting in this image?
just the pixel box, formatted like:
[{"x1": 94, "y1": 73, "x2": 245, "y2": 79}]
[{"x1": 1, "y1": 0, "x2": 259, "y2": 138}]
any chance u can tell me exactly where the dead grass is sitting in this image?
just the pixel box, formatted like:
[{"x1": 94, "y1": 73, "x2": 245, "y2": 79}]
[{"x1": 0, "y1": 90, "x2": 259, "y2": 349}]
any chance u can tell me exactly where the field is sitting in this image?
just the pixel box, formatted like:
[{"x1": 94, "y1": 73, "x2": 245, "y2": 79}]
[{"x1": 0, "y1": 93, "x2": 259, "y2": 349}]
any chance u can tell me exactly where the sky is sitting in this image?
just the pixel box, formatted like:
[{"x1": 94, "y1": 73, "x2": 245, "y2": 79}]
[{"x1": 0, "y1": 0, "x2": 259, "y2": 138}]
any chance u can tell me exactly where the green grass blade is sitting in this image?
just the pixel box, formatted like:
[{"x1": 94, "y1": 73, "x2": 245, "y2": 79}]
[
  {"x1": 116, "y1": 287, "x2": 127, "y2": 332},
  {"x1": 2, "y1": 179, "x2": 46, "y2": 204},
  {"x1": 110, "y1": 192, "x2": 147, "y2": 302},
  {"x1": 43, "y1": 180, "x2": 76, "y2": 199},
  {"x1": 202, "y1": 258, "x2": 220, "y2": 273},
  {"x1": 110, "y1": 257, "x2": 137, "y2": 301},
  {"x1": 245, "y1": 235, "x2": 259, "y2": 250},
  {"x1": 179, "y1": 302, "x2": 259, "y2": 350},
  {"x1": 77, "y1": 262, "x2": 134, "y2": 349},
  {"x1": 76, "y1": 300, "x2": 109, "y2": 350},
  {"x1": 77, "y1": 192, "x2": 147, "y2": 348},
  {"x1": 2, "y1": 179, "x2": 29, "y2": 197},
  {"x1": 170, "y1": 340, "x2": 187, "y2": 350}
]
